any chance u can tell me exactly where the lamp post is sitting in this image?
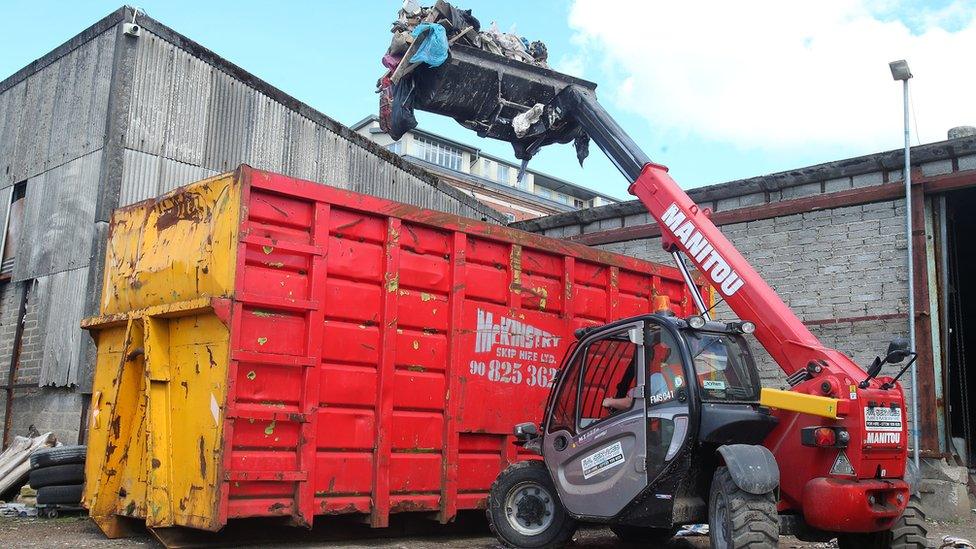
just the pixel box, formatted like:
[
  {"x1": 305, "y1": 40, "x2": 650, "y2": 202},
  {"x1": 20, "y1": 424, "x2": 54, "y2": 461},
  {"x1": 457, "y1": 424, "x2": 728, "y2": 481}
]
[{"x1": 889, "y1": 59, "x2": 919, "y2": 468}]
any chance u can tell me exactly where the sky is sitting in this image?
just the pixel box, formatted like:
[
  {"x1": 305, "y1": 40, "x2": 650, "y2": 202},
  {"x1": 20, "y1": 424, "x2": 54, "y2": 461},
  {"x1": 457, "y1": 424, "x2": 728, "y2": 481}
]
[{"x1": 1, "y1": 1, "x2": 974, "y2": 200}]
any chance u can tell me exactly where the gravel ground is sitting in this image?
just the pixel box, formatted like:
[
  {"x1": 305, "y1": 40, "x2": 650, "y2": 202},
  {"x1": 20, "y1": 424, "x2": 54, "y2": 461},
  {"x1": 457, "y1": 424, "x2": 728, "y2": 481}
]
[{"x1": 0, "y1": 512, "x2": 973, "y2": 548}]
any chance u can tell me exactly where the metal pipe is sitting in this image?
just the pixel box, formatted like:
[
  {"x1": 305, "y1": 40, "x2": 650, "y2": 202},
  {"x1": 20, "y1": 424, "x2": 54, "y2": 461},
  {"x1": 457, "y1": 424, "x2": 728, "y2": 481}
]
[
  {"x1": 672, "y1": 251, "x2": 710, "y2": 320},
  {"x1": 903, "y1": 77, "x2": 920, "y2": 468}
]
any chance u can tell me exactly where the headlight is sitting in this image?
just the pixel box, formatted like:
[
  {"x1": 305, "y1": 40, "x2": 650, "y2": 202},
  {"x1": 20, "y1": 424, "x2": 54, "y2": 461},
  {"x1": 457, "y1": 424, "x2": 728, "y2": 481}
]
[{"x1": 687, "y1": 315, "x2": 706, "y2": 329}]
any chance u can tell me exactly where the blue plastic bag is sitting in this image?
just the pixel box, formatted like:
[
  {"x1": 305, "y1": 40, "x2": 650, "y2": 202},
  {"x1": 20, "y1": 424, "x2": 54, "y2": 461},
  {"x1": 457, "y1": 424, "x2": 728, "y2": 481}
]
[{"x1": 410, "y1": 23, "x2": 449, "y2": 68}]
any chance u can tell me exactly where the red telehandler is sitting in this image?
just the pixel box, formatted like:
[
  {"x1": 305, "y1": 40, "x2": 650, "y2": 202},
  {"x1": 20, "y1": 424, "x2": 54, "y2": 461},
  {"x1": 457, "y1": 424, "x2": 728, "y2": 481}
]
[{"x1": 391, "y1": 38, "x2": 925, "y2": 547}]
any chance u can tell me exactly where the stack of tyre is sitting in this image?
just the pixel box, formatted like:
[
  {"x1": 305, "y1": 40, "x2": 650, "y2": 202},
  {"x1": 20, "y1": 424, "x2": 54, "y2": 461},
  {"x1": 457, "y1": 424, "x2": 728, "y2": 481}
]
[{"x1": 28, "y1": 445, "x2": 87, "y2": 509}]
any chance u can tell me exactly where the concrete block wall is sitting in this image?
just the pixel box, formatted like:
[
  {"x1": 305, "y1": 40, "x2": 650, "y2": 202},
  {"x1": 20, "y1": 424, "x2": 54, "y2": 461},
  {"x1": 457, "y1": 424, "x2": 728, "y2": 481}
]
[
  {"x1": 596, "y1": 200, "x2": 912, "y2": 397},
  {"x1": 6, "y1": 387, "x2": 84, "y2": 444}
]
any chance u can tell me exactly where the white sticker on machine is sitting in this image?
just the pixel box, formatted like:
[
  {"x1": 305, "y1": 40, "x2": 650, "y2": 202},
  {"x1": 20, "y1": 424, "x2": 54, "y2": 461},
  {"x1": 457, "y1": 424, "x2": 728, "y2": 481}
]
[
  {"x1": 581, "y1": 441, "x2": 625, "y2": 479},
  {"x1": 864, "y1": 406, "x2": 902, "y2": 432}
]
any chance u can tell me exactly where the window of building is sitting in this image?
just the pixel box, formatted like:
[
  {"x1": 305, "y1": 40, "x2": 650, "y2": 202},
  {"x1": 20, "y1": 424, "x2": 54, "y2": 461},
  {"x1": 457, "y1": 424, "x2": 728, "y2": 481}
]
[
  {"x1": 537, "y1": 187, "x2": 552, "y2": 199},
  {"x1": 574, "y1": 199, "x2": 586, "y2": 208},
  {"x1": 503, "y1": 212, "x2": 517, "y2": 223},
  {"x1": 414, "y1": 135, "x2": 463, "y2": 171},
  {"x1": 556, "y1": 193, "x2": 572, "y2": 205},
  {"x1": 496, "y1": 163, "x2": 510, "y2": 183},
  {"x1": 2, "y1": 182, "x2": 26, "y2": 276},
  {"x1": 386, "y1": 141, "x2": 403, "y2": 155},
  {"x1": 515, "y1": 175, "x2": 530, "y2": 191}
]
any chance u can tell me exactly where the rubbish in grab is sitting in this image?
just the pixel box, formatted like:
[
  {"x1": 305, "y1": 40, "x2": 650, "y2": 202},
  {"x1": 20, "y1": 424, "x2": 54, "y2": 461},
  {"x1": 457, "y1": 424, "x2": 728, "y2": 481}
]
[{"x1": 378, "y1": 1, "x2": 563, "y2": 146}]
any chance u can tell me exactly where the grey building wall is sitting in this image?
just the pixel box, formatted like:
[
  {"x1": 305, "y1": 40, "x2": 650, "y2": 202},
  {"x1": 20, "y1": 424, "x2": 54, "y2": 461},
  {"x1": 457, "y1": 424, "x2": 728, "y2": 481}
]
[
  {"x1": 0, "y1": 22, "x2": 116, "y2": 445},
  {"x1": 0, "y1": 7, "x2": 505, "y2": 446}
]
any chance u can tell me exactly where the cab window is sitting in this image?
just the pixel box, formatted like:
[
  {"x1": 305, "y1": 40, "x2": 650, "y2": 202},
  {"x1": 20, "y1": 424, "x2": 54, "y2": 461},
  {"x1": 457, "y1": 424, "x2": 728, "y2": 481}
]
[
  {"x1": 685, "y1": 332, "x2": 760, "y2": 402},
  {"x1": 646, "y1": 326, "x2": 684, "y2": 407},
  {"x1": 577, "y1": 330, "x2": 638, "y2": 429},
  {"x1": 547, "y1": 347, "x2": 582, "y2": 435}
]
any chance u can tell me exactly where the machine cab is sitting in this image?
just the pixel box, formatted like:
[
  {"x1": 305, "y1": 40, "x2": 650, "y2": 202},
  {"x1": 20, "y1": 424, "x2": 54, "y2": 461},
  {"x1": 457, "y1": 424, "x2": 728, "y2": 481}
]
[{"x1": 541, "y1": 314, "x2": 768, "y2": 523}]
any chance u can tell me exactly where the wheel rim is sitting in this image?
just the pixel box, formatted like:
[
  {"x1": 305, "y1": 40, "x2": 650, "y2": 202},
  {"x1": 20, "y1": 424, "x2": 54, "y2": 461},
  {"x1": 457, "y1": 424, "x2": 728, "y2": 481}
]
[
  {"x1": 713, "y1": 491, "x2": 729, "y2": 547},
  {"x1": 504, "y1": 480, "x2": 556, "y2": 536}
]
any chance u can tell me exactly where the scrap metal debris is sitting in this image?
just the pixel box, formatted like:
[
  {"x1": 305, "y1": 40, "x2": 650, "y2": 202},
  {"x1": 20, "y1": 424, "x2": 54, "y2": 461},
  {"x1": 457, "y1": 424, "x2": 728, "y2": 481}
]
[
  {"x1": 378, "y1": 0, "x2": 558, "y2": 142},
  {"x1": 512, "y1": 103, "x2": 545, "y2": 139},
  {"x1": 387, "y1": 1, "x2": 549, "y2": 70}
]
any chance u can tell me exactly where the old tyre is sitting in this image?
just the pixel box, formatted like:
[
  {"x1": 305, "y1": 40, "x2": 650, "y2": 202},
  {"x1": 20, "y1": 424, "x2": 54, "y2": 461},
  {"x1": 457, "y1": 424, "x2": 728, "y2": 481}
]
[
  {"x1": 610, "y1": 524, "x2": 676, "y2": 544},
  {"x1": 836, "y1": 494, "x2": 929, "y2": 549},
  {"x1": 29, "y1": 463, "x2": 85, "y2": 489},
  {"x1": 487, "y1": 461, "x2": 577, "y2": 548},
  {"x1": 30, "y1": 445, "x2": 86, "y2": 469},
  {"x1": 36, "y1": 484, "x2": 83, "y2": 505},
  {"x1": 708, "y1": 466, "x2": 779, "y2": 548}
]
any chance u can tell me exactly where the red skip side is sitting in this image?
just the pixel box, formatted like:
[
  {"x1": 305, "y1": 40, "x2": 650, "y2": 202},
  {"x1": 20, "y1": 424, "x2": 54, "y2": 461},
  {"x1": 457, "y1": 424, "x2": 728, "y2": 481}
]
[{"x1": 219, "y1": 166, "x2": 699, "y2": 528}]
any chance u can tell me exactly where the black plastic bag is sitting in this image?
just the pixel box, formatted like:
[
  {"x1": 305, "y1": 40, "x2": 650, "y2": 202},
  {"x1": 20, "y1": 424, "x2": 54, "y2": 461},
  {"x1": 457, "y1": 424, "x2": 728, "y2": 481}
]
[{"x1": 389, "y1": 78, "x2": 418, "y2": 141}]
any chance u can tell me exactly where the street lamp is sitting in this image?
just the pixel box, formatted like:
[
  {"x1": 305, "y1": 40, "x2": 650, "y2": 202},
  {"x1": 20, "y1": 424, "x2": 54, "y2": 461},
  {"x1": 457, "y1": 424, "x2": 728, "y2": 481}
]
[{"x1": 889, "y1": 59, "x2": 919, "y2": 468}]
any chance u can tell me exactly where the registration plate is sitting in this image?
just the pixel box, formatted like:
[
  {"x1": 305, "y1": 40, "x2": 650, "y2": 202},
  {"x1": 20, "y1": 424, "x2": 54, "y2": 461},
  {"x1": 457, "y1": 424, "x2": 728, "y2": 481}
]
[{"x1": 864, "y1": 406, "x2": 902, "y2": 432}]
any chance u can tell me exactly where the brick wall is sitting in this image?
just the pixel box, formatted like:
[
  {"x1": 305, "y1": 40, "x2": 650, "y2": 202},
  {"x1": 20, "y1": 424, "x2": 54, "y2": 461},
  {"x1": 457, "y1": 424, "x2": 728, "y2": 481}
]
[
  {"x1": 6, "y1": 387, "x2": 84, "y2": 444},
  {"x1": 596, "y1": 199, "x2": 916, "y2": 426}
]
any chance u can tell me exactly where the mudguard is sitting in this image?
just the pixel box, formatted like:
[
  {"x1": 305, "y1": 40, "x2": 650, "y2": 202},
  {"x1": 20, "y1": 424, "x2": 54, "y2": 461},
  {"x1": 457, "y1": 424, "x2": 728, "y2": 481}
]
[{"x1": 717, "y1": 444, "x2": 780, "y2": 495}]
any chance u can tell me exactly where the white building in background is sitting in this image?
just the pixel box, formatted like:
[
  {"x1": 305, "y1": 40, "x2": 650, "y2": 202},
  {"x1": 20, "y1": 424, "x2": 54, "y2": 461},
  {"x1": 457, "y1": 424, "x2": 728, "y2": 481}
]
[{"x1": 353, "y1": 116, "x2": 619, "y2": 222}]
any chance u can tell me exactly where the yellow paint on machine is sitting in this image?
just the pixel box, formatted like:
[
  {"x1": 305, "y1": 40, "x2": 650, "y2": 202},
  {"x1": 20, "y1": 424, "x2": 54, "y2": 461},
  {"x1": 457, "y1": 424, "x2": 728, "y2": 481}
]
[
  {"x1": 82, "y1": 171, "x2": 241, "y2": 536},
  {"x1": 760, "y1": 387, "x2": 840, "y2": 419}
]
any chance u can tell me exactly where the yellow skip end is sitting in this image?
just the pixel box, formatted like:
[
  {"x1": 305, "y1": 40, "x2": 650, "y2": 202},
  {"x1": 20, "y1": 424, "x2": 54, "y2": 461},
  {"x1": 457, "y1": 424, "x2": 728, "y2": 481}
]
[{"x1": 760, "y1": 388, "x2": 840, "y2": 419}]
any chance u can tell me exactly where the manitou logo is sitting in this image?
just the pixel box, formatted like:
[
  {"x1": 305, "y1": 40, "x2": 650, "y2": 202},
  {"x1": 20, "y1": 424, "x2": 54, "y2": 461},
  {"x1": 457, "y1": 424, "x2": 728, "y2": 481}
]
[
  {"x1": 475, "y1": 309, "x2": 561, "y2": 353},
  {"x1": 661, "y1": 203, "x2": 745, "y2": 297},
  {"x1": 866, "y1": 432, "x2": 901, "y2": 444}
]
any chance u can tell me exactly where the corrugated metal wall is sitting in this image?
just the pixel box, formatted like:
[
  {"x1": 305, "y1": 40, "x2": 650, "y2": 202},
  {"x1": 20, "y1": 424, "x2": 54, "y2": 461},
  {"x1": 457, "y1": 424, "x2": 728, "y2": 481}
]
[
  {"x1": 120, "y1": 30, "x2": 494, "y2": 219},
  {"x1": 0, "y1": 29, "x2": 115, "y2": 188},
  {"x1": 0, "y1": 28, "x2": 117, "y2": 390},
  {"x1": 13, "y1": 150, "x2": 102, "y2": 281}
]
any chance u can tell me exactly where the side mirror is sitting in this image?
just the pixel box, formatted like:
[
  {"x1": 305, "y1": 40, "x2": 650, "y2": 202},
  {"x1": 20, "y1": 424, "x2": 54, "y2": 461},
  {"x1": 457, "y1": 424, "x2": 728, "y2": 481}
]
[
  {"x1": 885, "y1": 337, "x2": 911, "y2": 364},
  {"x1": 514, "y1": 422, "x2": 539, "y2": 439},
  {"x1": 866, "y1": 356, "x2": 884, "y2": 379}
]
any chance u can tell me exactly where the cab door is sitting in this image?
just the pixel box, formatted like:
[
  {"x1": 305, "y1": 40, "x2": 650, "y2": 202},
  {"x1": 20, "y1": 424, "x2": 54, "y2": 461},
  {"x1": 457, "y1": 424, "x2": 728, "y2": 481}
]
[{"x1": 543, "y1": 322, "x2": 648, "y2": 518}]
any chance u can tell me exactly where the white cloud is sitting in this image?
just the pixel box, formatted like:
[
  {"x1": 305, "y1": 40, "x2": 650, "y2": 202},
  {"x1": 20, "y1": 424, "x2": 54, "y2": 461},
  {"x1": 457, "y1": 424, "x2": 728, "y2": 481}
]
[{"x1": 567, "y1": 0, "x2": 976, "y2": 150}]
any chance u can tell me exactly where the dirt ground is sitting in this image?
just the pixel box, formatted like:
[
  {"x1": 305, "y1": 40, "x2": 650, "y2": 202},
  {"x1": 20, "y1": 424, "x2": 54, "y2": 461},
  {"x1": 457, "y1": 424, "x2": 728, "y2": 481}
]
[{"x1": 0, "y1": 512, "x2": 974, "y2": 548}]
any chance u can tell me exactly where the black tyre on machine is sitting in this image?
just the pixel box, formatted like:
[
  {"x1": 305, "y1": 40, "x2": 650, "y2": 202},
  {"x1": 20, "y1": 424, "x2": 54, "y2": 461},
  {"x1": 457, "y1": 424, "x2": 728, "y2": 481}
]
[{"x1": 487, "y1": 461, "x2": 578, "y2": 548}]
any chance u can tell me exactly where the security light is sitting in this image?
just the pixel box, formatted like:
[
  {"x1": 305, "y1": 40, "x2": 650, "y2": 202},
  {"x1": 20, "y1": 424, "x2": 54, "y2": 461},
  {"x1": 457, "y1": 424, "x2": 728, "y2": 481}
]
[{"x1": 889, "y1": 60, "x2": 912, "y2": 81}]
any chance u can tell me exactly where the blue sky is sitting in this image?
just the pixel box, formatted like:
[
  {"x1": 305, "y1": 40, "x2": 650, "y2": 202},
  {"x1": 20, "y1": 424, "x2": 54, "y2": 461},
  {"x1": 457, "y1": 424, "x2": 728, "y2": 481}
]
[{"x1": 2, "y1": 1, "x2": 973, "y2": 200}]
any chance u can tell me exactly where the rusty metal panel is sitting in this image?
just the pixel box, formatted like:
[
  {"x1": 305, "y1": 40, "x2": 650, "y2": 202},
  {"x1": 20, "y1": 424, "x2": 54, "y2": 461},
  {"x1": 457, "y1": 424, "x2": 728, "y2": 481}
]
[
  {"x1": 13, "y1": 150, "x2": 102, "y2": 281},
  {"x1": 6, "y1": 28, "x2": 115, "y2": 186},
  {"x1": 37, "y1": 266, "x2": 90, "y2": 386},
  {"x1": 83, "y1": 166, "x2": 695, "y2": 534}
]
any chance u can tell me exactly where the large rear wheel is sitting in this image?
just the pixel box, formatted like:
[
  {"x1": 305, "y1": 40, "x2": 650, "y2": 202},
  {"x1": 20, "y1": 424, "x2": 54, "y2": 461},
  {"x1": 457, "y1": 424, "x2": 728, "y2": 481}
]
[
  {"x1": 708, "y1": 466, "x2": 779, "y2": 548},
  {"x1": 487, "y1": 461, "x2": 577, "y2": 548},
  {"x1": 836, "y1": 494, "x2": 928, "y2": 548}
]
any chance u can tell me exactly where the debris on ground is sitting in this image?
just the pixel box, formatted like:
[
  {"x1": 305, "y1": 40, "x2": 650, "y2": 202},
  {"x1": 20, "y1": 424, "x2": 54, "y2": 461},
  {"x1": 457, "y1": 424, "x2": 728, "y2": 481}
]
[
  {"x1": 0, "y1": 433, "x2": 56, "y2": 498},
  {"x1": 675, "y1": 523, "x2": 709, "y2": 536},
  {"x1": 0, "y1": 503, "x2": 36, "y2": 518},
  {"x1": 941, "y1": 535, "x2": 976, "y2": 548}
]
